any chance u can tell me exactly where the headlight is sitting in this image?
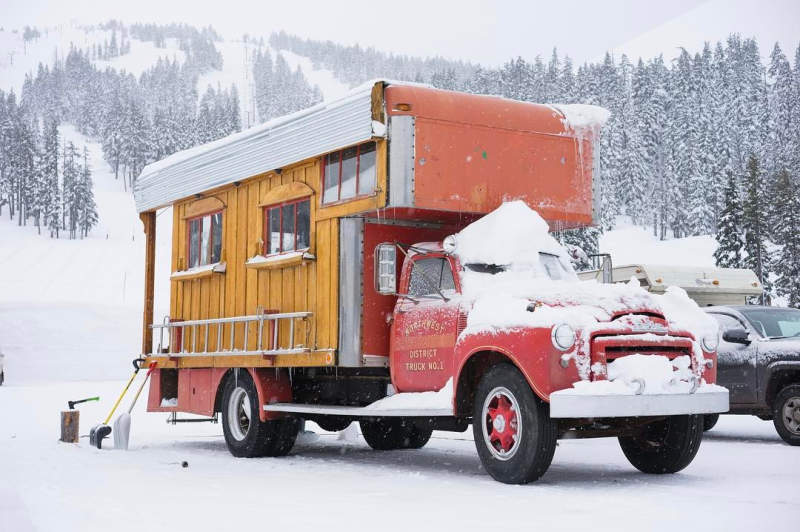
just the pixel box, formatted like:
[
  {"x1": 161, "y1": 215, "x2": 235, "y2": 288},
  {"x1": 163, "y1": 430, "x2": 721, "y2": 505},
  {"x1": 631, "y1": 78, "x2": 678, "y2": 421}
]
[
  {"x1": 701, "y1": 332, "x2": 719, "y2": 352},
  {"x1": 551, "y1": 323, "x2": 576, "y2": 351}
]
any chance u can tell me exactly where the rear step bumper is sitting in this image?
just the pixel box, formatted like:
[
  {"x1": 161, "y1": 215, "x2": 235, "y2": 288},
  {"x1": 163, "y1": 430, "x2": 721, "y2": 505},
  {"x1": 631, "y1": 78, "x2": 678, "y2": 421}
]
[
  {"x1": 549, "y1": 389, "x2": 729, "y2": 418},
  {"x1": 264, "y1": 403, "x2": 453, "y2": 417}
]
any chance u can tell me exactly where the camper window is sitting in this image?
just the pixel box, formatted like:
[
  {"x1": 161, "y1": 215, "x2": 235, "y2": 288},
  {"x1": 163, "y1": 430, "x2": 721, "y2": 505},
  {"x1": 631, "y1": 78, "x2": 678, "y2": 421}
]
[
  {"x1": 263, "y1": 198, "x2": 311, "y2": 256},
  {"x1": 322, "y1": 142, "x2": 377, "y2": 204},
  {"x1": 187, "y1": 211, "x2": 222, "y2": 268}
]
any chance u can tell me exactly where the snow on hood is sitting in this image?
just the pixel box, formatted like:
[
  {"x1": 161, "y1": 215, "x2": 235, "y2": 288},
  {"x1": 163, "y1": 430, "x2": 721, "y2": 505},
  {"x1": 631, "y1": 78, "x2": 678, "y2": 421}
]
[{"x1": 450, "y1": 201, "x2": 719, "y2": 380}]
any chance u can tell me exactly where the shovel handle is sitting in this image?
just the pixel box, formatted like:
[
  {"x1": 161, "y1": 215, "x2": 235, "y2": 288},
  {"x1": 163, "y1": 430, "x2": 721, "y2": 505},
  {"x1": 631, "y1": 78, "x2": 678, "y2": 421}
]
[{"x1": 126, "y1": 362, "x2": 157, "y2": 415}]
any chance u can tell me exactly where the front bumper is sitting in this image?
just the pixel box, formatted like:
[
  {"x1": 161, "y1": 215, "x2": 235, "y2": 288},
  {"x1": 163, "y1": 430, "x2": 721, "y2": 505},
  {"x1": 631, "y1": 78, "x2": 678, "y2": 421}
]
[{"x1": 549, "y1": 388, "x2": 729, "y2": 418}]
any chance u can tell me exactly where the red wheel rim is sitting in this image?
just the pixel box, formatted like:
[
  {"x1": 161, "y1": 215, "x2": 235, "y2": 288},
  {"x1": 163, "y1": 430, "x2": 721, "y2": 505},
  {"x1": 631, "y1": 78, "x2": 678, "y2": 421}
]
[{"x1": 482, "y1": 387, "x2": 521, "y2": 460}]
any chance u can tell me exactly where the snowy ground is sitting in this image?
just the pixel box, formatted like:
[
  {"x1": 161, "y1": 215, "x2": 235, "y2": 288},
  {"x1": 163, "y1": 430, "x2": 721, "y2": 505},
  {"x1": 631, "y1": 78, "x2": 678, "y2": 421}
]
[
  {"x1": 598, "y1": 218, "x2": 717, "y2": 267},
  {"x1": 0, "y1": 377, "x2": 797, "y2": 532}
]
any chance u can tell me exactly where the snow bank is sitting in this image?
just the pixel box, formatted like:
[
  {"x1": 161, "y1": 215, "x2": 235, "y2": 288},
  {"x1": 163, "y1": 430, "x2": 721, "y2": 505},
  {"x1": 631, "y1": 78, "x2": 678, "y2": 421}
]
[{"x1": 363, "y1": 379, "x2": 453, "y2": 412}]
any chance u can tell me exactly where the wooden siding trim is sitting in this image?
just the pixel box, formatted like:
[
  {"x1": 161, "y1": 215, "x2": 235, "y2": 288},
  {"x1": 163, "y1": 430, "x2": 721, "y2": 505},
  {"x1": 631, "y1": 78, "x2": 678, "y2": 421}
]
[
  {"x1": 144, "y1": 350, "x2": 336, "y2": 369},
  {"x1": 182, "y1": 196, "x2": 227, "y2": 219},
  {"x1": 258, "y1": 181, "x2": 314, "y2": 207}
]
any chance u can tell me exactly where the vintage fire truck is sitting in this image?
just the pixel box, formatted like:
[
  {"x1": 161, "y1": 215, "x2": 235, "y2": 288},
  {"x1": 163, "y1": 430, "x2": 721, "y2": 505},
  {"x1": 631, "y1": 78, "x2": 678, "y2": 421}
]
[{"x1": 134, "y1": 80, "x2": 727, "y2": 484}]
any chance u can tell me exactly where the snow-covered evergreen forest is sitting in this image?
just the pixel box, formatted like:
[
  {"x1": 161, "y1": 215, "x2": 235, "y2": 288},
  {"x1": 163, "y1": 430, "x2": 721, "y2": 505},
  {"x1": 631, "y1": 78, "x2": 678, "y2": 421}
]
[
  {"x1": 271, "y1": 32, "x2": 800, "y2": 306},
  {"x1": 1, "y1": 22, "x2": 798, "y2": 304}
]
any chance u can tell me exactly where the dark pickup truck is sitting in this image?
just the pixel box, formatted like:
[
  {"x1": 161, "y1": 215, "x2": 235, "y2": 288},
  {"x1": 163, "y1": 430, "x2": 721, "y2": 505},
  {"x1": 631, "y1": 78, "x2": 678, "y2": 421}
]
[{"x1": 705, "y1": 306, "x2": 800, "y2": 445}]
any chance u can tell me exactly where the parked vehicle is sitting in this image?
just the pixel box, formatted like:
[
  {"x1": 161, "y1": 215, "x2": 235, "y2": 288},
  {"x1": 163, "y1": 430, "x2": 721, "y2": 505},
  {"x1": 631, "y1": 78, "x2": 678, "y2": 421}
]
[
  {"x1": 131, "y1": 80, "x2": 727, "y2": 484},
  {"x1": 0, "y1": 349, "x2": 4, "y2": 386},
  {"x1": 705, "y1": 305, "x2": 800, "y2": 445},
  {"x1": 578, "y1": 263, "x2": 763, "y2": 307}
]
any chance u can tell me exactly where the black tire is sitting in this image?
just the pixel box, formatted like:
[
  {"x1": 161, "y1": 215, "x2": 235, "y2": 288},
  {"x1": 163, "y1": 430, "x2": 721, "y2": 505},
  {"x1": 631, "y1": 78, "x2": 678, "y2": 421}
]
[
  {"x1": 221, "y1": 371, "x2": 299, "y2": 458},
  {"x1": 315, "y1": 417, "x2": 352, "y2": 432},
  {"x1": 359, "y1": 418, "x2": 433, "y2": 450},
  {"x1": 0, "y1": 371, "x2": 4, "y2": 386},
  {"x1": 618, "y1": 415, "x2": 703, "y2": 474},
  {"x1": 702, "y1": 413, "x2": 719, "y2": 431},
  {"x1": 472, "y1": 363, "x2": 557, "y2": 484},
  {"x1": 772, "y1": 384, "x2": 800, "y2": 446}
]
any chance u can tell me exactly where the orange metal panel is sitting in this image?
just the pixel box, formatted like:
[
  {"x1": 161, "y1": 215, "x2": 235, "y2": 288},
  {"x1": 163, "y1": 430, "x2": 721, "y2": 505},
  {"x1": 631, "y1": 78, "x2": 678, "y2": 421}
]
[{"x1": 384, "y1": 85, "x2": 596, "y2": 228}]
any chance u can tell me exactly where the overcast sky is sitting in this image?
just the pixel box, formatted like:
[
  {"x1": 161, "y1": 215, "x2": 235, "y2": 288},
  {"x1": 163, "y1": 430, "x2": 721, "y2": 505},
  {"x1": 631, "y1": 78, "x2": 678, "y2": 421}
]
[{"x1": 1, "y1": 0, "x2": 796, "y2": 66}]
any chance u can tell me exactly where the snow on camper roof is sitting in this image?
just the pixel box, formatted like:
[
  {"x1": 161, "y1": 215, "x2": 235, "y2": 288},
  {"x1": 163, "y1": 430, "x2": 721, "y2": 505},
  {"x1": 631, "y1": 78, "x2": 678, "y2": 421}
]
[{"x1": 133, "y1": 80, "x2": 395, "y2": 213}]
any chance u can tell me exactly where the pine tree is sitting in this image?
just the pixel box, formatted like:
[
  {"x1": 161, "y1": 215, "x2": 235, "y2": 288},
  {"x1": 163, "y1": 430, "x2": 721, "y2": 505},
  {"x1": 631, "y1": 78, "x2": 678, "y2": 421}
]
[
  {"x1": 772, "y1": 169, "x2": 800, "y2": 307},
  {"x1": 741, "y1": 154, "x2": 770, "y2": 301},
  {"x1": 77, "y1": 146, "x2": 99, "y2": 238},
  {"x1": 713, "y1": 172, "x2": 744, "y2": 268}
]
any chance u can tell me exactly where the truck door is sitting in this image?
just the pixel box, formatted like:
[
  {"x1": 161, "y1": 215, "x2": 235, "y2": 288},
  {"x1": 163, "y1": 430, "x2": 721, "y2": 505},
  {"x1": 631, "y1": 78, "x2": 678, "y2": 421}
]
[
  {"x1": 712, "y1": 313, "x2": 758, "y2": 404},
  {"x1": 390, "y1": 254, "x2": 460, "y2": 393}
]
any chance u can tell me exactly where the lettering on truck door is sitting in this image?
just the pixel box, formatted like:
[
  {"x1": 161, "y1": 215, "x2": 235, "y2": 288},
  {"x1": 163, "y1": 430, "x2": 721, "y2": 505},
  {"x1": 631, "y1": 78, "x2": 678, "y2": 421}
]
[{"x1": 390, "y1": 255, "x2": 460, "y2": 392}]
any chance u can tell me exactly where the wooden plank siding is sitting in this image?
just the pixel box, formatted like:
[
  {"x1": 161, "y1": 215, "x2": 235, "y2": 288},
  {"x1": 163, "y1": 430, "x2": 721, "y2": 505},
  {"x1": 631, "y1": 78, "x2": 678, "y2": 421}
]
[{"x1": 164, "y1": 139, "x2": 387, "y2": 367}]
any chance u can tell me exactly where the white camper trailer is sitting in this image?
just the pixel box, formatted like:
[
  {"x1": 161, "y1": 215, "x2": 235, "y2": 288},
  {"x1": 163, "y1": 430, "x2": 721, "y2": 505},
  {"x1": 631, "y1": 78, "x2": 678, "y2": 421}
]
[{"x1": 577, "y1": 264, "x2": 763, "y2": 306}]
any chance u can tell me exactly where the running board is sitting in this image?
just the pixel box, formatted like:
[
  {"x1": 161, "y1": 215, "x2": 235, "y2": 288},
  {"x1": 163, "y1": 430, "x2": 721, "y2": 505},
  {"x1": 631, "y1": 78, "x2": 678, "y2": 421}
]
[{"x1": 264, "y1": 403, "x2": 453, "y2": 417}]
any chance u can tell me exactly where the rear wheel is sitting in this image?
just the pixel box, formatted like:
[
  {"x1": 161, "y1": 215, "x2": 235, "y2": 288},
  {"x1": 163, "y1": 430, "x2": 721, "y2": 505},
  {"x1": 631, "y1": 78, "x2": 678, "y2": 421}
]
[
  {"x1": 772, "y1": 384, "x2": 800, "y2": 446},
  {"x1": 221, "y1": 371, "x2": 299, "y2": 457},
  {"x1": 360, "y1": 418, "x2": 433, "y2": 450},
  {"x1": 702, "y1": 413, "x2": 719, "y2": 431},
  {"x1": 472, "y1": 364, "x2": 557, "y2": 484},
  {"x1": 618, "y1": 415, "x2": 703, "y2": 474}
]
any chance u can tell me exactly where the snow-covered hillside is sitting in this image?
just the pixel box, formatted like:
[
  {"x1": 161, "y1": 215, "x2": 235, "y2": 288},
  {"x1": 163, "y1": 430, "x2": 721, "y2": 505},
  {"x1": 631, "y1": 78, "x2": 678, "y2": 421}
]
[
  {"x1": 0, "y1": 25, "x2": 186, "y2": 93},
  {"x1": 0, "y1": 125, "x2": 172, "y2": 383},
  {"x1": 599, "y1": 219, "x2": 717, "y2": 267}
]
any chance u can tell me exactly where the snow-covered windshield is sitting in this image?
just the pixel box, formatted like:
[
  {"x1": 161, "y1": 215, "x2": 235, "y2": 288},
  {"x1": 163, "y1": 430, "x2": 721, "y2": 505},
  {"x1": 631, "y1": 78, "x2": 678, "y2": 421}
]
[
  {"x1": 740, "y1": 308, "x2": 800, "y2": 339},
  {"x1": 464, "y1": 252, "x2": 573, "y2": 281}
]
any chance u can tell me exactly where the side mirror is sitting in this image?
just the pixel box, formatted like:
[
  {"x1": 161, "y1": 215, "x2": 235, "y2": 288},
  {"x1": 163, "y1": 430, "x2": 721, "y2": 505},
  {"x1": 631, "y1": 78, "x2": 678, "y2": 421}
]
[
  {"x1": 722, "y1": 328, "x2": 751, "y2": 345},
  {"x1": 374, "y1": 243, "x2": 397, "y2": 295}
]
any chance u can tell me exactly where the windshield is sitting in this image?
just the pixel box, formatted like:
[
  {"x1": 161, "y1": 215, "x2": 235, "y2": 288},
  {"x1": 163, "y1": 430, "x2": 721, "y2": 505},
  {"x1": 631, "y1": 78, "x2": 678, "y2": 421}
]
[
  {"x1": 463, "y1": 252, "x2": 573, "y2": 281},
  {"x1": 740, "y1": 308, "x2": 800, "y2": 339}
]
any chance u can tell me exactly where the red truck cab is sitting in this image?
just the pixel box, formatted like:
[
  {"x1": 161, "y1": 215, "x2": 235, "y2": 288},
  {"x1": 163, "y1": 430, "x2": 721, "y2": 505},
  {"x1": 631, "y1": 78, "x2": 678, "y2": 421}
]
[{"x1": 365, "y1": 203, "x2": 727, "y2": 483}]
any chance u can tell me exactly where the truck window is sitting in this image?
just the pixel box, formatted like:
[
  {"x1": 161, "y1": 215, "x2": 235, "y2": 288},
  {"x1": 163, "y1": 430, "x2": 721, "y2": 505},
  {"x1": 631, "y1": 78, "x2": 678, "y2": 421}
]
[
  {"x1": 188, "y1": 211, "x2": 222, "y2": 268},
  {"x1": 322, "y1": 142, "x2": 378, "y2": 204},
  {"x1": 408, "y1": 257, "x2": 455, "y2": 297},
  {"x1": 539, "y1": 253, "x2": 569, "y2": 280},
  {"x1": 263, "y1": 198, "x2": 311, "y2": 256},
  {"x1": 711, "y1": 313, "x2": 745, "y2": 332}
]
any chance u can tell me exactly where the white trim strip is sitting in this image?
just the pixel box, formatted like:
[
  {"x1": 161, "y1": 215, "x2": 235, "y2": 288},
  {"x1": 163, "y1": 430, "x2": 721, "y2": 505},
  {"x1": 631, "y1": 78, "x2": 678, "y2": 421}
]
[{"x1": 263, "y1": 403, "x2": 453, "y2": 417}]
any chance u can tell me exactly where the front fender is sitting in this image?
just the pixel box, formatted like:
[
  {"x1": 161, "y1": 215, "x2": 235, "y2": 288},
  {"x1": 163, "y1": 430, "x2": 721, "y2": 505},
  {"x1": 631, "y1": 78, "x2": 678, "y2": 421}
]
[
  {"x1": 454, "y1": 328, "x2": 574, "y2": 405},
  {"x1": 760, "y1": 360, "x2": 800, "y2": 404}
]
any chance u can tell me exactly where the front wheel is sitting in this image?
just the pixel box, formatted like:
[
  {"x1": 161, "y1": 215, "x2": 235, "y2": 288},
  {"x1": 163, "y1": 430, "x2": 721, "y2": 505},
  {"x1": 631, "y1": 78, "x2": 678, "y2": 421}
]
[
  {"x1": 772, "y1": 384, "x2": 800, "y2": 446},
  {"x1": 221, "y1": 371, "x2": 299, "y2": 458},
  {"x1": 472, "y1": 364, "x2": 557, "y2": 484},
  {"x1": 618, "y1": 415, "x2": 703, "y2": 474}
]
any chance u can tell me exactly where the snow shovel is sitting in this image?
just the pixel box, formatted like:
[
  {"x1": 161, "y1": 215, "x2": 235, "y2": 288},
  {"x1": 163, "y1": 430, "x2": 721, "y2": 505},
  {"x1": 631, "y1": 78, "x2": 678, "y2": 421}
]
[
  {"x1": 114, "y1": 362, "x2": 157, "y2": 450},
  {"x1": 89, "y1": 358, "x2": 144, "y2": 449}
]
